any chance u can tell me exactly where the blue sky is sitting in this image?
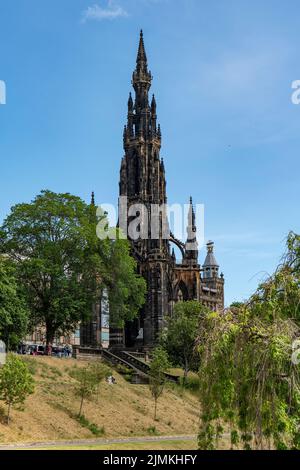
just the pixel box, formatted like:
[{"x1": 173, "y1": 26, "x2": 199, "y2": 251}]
[{"x1": 0, "y1": 0, "x2": 299, "y2": 305}]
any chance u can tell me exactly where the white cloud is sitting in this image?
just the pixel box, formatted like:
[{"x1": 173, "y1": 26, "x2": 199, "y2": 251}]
[{"x1": 81, "y1": 1, "x2": 128, "y2": 22}]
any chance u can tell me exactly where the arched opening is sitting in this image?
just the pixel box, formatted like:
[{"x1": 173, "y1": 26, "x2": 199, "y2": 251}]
[{"x1": 175, "y1": 280, "x2": 189, "y2": 302}]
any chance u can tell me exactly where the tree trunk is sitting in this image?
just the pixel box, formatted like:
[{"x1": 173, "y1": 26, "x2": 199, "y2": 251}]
[
  {"x1": 7, "y1": 402, "x2": 11, "y2": 425},
  {"x1": 154, "y1": 398, "x2": 157, "y2": 421},
  {"x1": 79, "y1": 394, "x2": 84, "y2": 417},
  {"x1": 183, "y1": 358, "x2": 189, "y2": 385},
  {"x1": 45, "y1": 328, "x2": 54, "y2": 356}
]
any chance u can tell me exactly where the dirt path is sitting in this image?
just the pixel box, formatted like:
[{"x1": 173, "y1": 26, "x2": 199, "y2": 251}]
[{"x1": 0, "y1": 434, "x2": 197, "y2": 450}]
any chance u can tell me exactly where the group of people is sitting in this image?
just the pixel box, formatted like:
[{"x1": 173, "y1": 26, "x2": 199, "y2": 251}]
[
  {"x1": 18, "y1": 343, "x2": 72, "y2": 357},
  {"x1": 46, "y1": 345, "x2": 72, "y2": 357}
]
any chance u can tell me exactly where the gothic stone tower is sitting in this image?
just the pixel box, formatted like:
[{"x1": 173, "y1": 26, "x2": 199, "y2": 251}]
[
  {"x1": 109, "y1": 31, "x2": 225, "y2": 350},
  {"x1": 117, "y1": 31, "x2": 169, "y2": 348}
]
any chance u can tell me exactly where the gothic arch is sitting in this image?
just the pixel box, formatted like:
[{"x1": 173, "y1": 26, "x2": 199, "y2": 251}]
[{"x1": 174, "y1": 280, "x2": 189, "y2": 302}]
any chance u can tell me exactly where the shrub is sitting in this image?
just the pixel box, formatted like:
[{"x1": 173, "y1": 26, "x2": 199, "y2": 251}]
[
  {"x1": 0, "y1": 354, "x2": 34, "y2": 424},
  {"x1": 179, "y1": 374, "x2": 200, "y2": 392},
  {"x1": 147, "y1": 426, "x2": 159, "y2": 436},
  {"x1": 77, "y1": 414, "x2": 105, "y2": 436}
]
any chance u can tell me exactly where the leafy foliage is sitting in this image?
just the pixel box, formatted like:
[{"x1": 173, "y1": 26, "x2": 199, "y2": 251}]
[
  {"x1": 0, "y1": 257, "x2": 29, "y2": 350},
  {"x1": 101, "y1": 235, "x2": 147, "y2": 328},
  {"x1": 249, "y1": 232, "x2": 300, "y2": 323},
  {"x1": 161, "y1": 301, "x2": 206, "y2": 382},
  {"x1": 0, "y1": 191, "x2": 101, "y2": 347},
  {"x1": 69, "y1": 362, "x2": 108, "y2": 417},
  {"x1": 0, "y1": 354, "x2": 34, "y2": 424},
  {"x1": 76, "y1": 414, "x2": 105, "y2": 436},
  {"x1": 197, "y1": 232, "x2": 300, "y2": 450},
  {"x1": 149, "y1": 347, "x2": 170, "y2": 420},
  {"x1": 0, "y1": 190, "x2": 146, "y2": 345}
]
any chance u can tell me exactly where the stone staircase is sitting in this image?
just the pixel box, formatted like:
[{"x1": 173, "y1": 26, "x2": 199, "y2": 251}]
[
  {"x1": 73, "y1": 346, "x2": 180, "y2": 384},
  {"x1": 109, "y1": 349, "x2": 180, "y2": 384},
  {"x1": 100, "y1": 349, "x2": 149, "y2": 384}
]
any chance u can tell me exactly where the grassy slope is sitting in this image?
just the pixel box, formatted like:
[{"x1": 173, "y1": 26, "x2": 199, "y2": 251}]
[{"x1": 0, "y1": 356, "x2": 199, "y2": 445}]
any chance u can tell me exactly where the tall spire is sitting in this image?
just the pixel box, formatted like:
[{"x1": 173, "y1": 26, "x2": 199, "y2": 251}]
[
  {"x1": 134, "y1": 29, "x2": 150, "y2": 78},
  {"x1": 189, "y1": 196, "x2": 196, "y2": 228},
  {"x1": 136, "y1": 30, "x2": 147, "y2": 72},
  {"x1": 128, "y1": 92, "x2": 133, "y2": 112},
  {"x1": 184, "y1": 196, "x2": 198, "y2": 262},
  {"x1": 151, "y1": 94, "x2": 156, "y2": 114},
  {"x1": 122, "y1": 31, "x2": 164, "y2": 202},
  {"x1": 89, "y1": 191, "x2": 96, "y2": 224},
  {"x1": 132, "y1": 30, "x2": 152, "y2": 110},
  {"x1": 186, "y1": 197, "x2": 196, "y2": 240},
  {"x1": 91, "y1": 191, "x2": 95, "y2": 206},
  {"x1": 125, "y1": 30, "x2": 162, "y2": 144}
]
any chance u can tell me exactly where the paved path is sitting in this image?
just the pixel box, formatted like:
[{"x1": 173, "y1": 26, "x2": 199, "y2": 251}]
[{"x1": 0, "y1": 434, "x2": 197, "y2": 450}]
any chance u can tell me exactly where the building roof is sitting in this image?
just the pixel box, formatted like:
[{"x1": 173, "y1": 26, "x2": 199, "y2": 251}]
[{"x1": 203, "y1": 241, "x2": 219, "y2": 267}]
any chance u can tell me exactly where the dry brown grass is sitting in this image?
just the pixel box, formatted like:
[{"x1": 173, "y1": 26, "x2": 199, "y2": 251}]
[{"x1": 0, "y1": 356, "x2": 200, "y2": 445}]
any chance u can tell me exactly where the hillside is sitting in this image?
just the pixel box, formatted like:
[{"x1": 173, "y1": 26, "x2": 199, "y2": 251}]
[{"x1": 0, "y1": 356, "x2": 200, "y2": 446}]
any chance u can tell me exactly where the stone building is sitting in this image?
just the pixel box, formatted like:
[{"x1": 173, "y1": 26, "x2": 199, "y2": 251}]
[{"x1": 110, "y1": 31, "x2": 224, "y2": 349}]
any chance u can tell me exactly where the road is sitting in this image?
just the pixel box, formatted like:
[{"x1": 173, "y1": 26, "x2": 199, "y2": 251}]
[{"x1": 0, "y1": 434, "x2": 197, "y2": 450}]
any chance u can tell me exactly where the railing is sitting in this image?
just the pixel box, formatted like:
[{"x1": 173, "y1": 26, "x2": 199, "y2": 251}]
[
  {"x1": 73, "y1": 346, "x2": 180, "y2": 384},
  {"x1": 102, "y1": 349, "x2": 149, "y2": 379},
  {"x1": 114, "y1": 350, "x2": 180, "y2": 384},
  {"x1": 72, "y1": 346, "x2": 102, "y2": 359}
]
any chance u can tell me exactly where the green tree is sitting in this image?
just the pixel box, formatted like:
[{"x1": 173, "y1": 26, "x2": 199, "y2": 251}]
[
  {"x1": 0, "y1": 190, "x2": 146, "y2": 349},
  {"x1": 69, "y1": 363, "x2": 108, "y2": 417},
  {"x1": 162, "y1": 301, "x2": 205, "y2": 383},
  {"x1": 0, "y1": 257, "x2": 29, "y2": 350},
  {"x1": 0, "y1": 354, "x2": 34, "y2": 424},
  {"x1": 105, "y1": 237, "x2": 146, "y2": 328},
  {"x1": 286, "y1": 231, "x2": 300, "y2": 274},
  {"x1": 248, "y1": 232, "x2": 300, "y2": 324},
  {"x1": 149, "y1": 347, "x2": 170, "y2": 421},
  {"x1": 90, "y1": 361, "x2": 111, "y2": 403},
  {"x1": 197, "y1": 232, "x2": 300, "y2": 450},
  {"x1": 95, "y1": 207, "x2": 146, "y2": 328}
]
